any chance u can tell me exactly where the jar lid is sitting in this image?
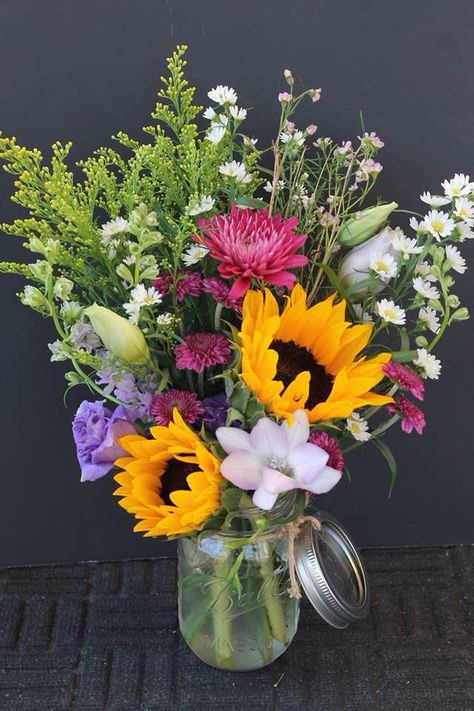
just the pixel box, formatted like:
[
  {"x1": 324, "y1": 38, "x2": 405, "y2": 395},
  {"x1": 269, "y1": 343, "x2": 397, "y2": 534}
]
[{"x1": 294, "y1": 511, "x2": 369, "y2": 628}]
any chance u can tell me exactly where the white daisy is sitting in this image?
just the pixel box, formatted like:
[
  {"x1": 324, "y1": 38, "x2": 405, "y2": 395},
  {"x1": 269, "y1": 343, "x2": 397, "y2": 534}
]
[
  {"x1": 346, "y1": 413, "x2": 371, "y2": 442},
  {"x1": 392, "y1": 233, "x2": 423, "y2": 257},
  {"x1": 123, "y1": 284, "x2": 162, "y2": 323},
  {"x1": 414, "y1": 261, "x2": 437, "y2": 282},
  {"x1": 409, "y1": 216, "x2": 427, "y2": 233},
  {"x1": 219, "y1": 160, "x2": 251, "y2": 184},
  {"x1": 413, "y1": 348, "x2": 442, "y2": 380},
  {"x1": 187, "y1": 195, "x2": 215, "y2": 216},
  {"x1": 156, "y1": 312, "x2": 175, "y2": 327},
  {"x1": 412, "y1": 277, "x2": 440, "y2": 300},
  {"x1": 420, "y1": 192, "x2": 450, "y2": 207},
  {"x1": 369, "y1": 252, "x2": 398, "y2": 281},
  {"x1": 203, "y1": 107, "x2": 216, "y2": 120},
  {"x1": 454, "y1": 197, "x2": 474, "y2": 225},
  {"x1": 207, "y1": 85, "x2": 237, "y2": 106},
  {"x1": 229, "y1": 106, "x2": 247, "y2": 121},
  {"x1": 100, "y1": 217, "x2": 130, "y2": 244},
  {"x1": 206, "y1": 125, "x2": 226, "y2": 144},
  {"x1": 352, "y1": 303, "x2": 374, "y2": 324},
  {"x1": 183, "y1": 245, "x2": 209, "y2": 266},
  {"x1": 280, "y1": 130, "x2": 305, "y2": 147},
  {"x1": 444, "y1": 245, "x2": 467, "y2": 274},
  {"x1": 441, "y1": 173, "x2": 473, "y2": 199},
  {"x1": 457, "y1": 221, "x2": 474, "y2": 241},
  {"x1": 423, "y1": 210, "x2": 455, "y2": 241},
  {"x1": 418, "y1": 307, "x2": 440, "y2": 334},
  {"x1": 376, "y1": 299, "x2": 406, "y2": 325}
]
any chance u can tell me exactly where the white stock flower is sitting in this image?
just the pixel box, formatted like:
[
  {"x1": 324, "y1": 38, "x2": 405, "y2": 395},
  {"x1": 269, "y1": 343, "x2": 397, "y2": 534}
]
[
  {"x1": 207, "y1": 85, "x2": 237, "y2": 105},
  {"x1": 418, "y1": 307, "x2": 440, "y2": 334},
  {"x1": 444, "y1": 245, "x2": 467, "y2": 274},
  {"x1": 352, "y1": 303, "x2": 373, "y2": 324},
  {"x1": 454, "y1": 197, "x2": 474, "y2": 225},
  {"x1": 100, "y1": 217, "x2": 130, "y2": 244},
  {"x1": 206, "y1": 125, "x2": 226, "y2": 144},
  {"x1": 369, "y1": 252, "x2": 398, "y2": 281},
  {"x1": 219, "y1": 160, "x2": 251, "y2": 184},
  {"x1": 441, "y1": 173, "x2": 473, "y2": 199},
  {"x1": 413, "y1": 277, "x2": 440, "y2": 300},
  {"x1": 346, "y1": 413, "x2": 371, "y2": 442},
  {"x1": 229, "y1": 105, "x2": 247, "y2": 121},
  {"x1": 183, "y1": 245, "x2": 209, "y2": 266},
  {"x1": 392, "y1": 233, "x2": 423, "y2": 257},
  {"x1": 376, "y1": 299, "x2": 406, "y2": 325},
  {"x1": 187, "y1": 195, "x2": 215, "y2": 216},
  {"x1": 420, "y1": 192, "x2": 450, "y2": 207},
  {"x1": 424, "y1": 210, "x2": 455, "y2": 240},
  {"x1": 413, "y1": 348, "x2": 442, "y2": 380}
]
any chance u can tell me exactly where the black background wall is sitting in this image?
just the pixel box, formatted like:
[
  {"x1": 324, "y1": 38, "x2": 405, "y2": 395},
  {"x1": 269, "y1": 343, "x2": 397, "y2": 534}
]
[{"x1": 0, "y1": 0, "x2": 473, "y2": 566}]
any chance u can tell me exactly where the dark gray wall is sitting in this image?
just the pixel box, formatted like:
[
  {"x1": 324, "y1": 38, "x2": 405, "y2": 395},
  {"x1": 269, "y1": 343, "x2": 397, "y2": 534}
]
[{"x1": 0, "y1": 0, "x2": 473, "y2": 566}]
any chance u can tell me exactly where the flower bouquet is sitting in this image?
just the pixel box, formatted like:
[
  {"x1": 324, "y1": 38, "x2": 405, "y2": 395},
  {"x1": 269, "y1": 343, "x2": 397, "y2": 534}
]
[{"x1": 0, "y1": 45, "x2": 471, "y2": 671}]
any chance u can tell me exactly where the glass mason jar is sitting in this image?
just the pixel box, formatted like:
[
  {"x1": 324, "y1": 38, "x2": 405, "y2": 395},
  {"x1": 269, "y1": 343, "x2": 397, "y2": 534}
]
[{"x1": 177, "y1": 494, "x2": 301, "y2": 671}]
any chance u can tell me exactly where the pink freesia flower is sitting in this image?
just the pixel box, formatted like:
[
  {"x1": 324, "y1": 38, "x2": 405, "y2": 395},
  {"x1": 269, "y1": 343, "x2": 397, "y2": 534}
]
[
  {"x1": 150, "y1": 389, "x2": 204, "y2": 426},
  {"x1": 174, "y1": 332, "x2": 232, "y2": 373},
  {"x1": 216, "y1": 410, "x2": 341, "y2": 510},
  {"x1": 195, "y1": 205, "x2": 308, "y2": 298},
  {"x1": 308, "y1": 431, "x2": 344, "y2": 471},
  {"x1": 152, "y1": 270, "x2": 202, "y2": 302},
  {"x1": 383, "y1": 360, "x2": 424, "y2": 401},
  {"x1": 388, "y1": 395, "x2": 426, "y2": 435}
]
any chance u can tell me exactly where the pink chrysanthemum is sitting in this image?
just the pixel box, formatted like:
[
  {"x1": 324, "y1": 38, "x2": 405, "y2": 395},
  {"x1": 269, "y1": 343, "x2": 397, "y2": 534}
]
[
  {"x1": 150, "y1": 389, "x2": 204, "y2": 426},
  {"x1": 383, "y1": 360, "x2": 425, "y2": 401},
  {"x1": 388, "y1": 395, "x2": 426, "y2": 435},
  {"x1": 195, "y1": 205, "x2": 308, "y2": 298},
  {"x1": 174, "y1": 332, "x2": 232, "y2": 373},
  {"x1": 202, "y1": 277, "x2": 243, "y2": 311},
  {"x1": 308, "y1": 431, "x2": 344, "y2": 472},
  {"x1": 152, "y1": 270, "x2": 202, "y2": 302}
]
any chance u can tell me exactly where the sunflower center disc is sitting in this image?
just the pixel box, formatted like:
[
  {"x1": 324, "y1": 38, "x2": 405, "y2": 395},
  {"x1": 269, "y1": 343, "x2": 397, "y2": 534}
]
[
  {"x1": 160, "y1": 459, "x2": 196, "y2": 505},
  {"x1": 271, "y1": 339, "x2": 334, "y2": 410}
]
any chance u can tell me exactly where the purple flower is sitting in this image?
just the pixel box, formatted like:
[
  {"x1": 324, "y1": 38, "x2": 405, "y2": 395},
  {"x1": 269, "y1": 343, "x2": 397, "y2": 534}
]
[
  {"x1": 72, "y1": 401, "x2": 137, "y2": 482},
  {"x1": 201, "y1": 392, "x2": 232, "y2": 435},
  {"x1": 70, "y1": 322, "x2": 101, "y2": 352}
]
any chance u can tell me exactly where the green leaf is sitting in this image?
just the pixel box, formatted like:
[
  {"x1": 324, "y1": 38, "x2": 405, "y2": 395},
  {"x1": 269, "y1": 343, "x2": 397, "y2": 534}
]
[
  {"x1": 220, "y1": 486, "x2": 242, "y2": 514},
  {"x1": 234, "y1": 196, "x2": 268, "y2": 209},
  {"x1": 372, "y1": 438, "x2": 397, "y2": 496},
  {"x1": 229, "y1": 382, "x2": 250, "y2": 412}
]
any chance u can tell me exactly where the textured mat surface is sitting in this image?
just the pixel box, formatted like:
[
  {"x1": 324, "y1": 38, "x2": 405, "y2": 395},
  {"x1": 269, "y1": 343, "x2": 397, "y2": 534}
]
[{"x1": 0, "y1": 546, "x2": 473, "y2": 710}]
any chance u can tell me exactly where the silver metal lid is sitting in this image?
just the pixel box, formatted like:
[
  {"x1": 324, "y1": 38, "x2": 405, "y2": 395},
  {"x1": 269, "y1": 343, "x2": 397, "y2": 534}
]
[{"x1": 294, "y1": 511, "x2": 369, "y2": 628}]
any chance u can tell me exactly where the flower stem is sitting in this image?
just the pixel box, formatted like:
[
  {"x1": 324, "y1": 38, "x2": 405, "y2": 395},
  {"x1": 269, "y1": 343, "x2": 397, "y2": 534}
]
[
  {"x1": 257, "y1": 540, "x2": 288, "y2": 645},
  {"x1": 210, "y1": 555, "x2": 234, "y2": 669}
]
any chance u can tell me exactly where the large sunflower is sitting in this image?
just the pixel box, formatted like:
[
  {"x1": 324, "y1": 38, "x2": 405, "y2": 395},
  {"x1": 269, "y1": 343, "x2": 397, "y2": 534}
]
[
  {"x1": 113, "y1": 410, "x2": 222, "y2": 537},
  {"x1": 239, "y1": 285, "x2": 393, "y2": 422}
]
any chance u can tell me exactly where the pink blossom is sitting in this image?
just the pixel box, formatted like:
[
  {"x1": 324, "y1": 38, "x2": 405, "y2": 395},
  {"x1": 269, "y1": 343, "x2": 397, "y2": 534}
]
[
  {"x1": 383, "y1": 360, "x2": 425, "y2": 401},
  {"x1": 174, "y1": 332, "x2": 232, "y2": 373},
  {"x1": 308, "y1": 432, "x2": 344, "y2": 471},
  {"x1": 388, "y1": 395, "x2": 426, "y2": 435},
  {"x1": 278, "y1": 92, "x2": 293, "y2": 103},
  {"x1": 152, "y1": 270, "x2": 202, "y2": 302},
  {"x1": 202, "y1": 277, "x2": 242, "y2": 311},
  {"x1": 195, "y1": 205, "x2": 307, "y2": 298},
  {"x1": 150, "y1": 389, "x2": 204, "y2": 426}
]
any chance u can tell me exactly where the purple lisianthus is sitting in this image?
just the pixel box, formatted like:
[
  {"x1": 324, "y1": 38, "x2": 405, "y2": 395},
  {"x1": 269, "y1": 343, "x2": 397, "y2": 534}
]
[
  {"x1": 72, "y1": 401, "x2": 137, "y2": 482},
  {"x1": 200, "y1": 392, "x2": 239, "y2": 435}
]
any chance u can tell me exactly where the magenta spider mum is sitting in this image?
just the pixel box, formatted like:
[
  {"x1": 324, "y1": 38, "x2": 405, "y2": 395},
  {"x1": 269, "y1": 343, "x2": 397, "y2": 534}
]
[
  {"x1": 383, "y1": 360, "x2": 425, "y2": 401},
  {"x1": 152, "y1": 270, "x2": 202, "y2": 302},
  {"x1": 202, "y1": 277, "x2": 243, "y2": 311},
  {"x1": 308, "y1": 431, "x2": 344, "y2": 472},
  {"x1": 195, "y1": 205, "x2": 308, "y2": 298},
  {"x1": 150, "y1": 389, "x2": 204, "y2": 426},
  {"x1": 388, "y1": 395, "x2": 426, "y2": 435},
  {"x1": 174, "y1": 332, "x2": 232, "y2": 373}
]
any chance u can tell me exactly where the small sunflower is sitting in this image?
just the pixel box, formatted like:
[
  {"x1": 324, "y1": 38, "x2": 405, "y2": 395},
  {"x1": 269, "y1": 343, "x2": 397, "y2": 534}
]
[
  {"x1": 113, "y1": 410, "x2": 222, "y2": 537},
  {"x1": 239, "y1": 285, "x2": 393, "y2": 422}
]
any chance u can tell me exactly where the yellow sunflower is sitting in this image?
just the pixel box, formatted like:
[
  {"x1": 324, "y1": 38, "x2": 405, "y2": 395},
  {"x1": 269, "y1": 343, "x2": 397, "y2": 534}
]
[
  {"x1": 239, "y1": 284, "x2": 393, "y2": 422},
  {"x1": 113, "y1": 410, "x2": 222, "y2": 537}
]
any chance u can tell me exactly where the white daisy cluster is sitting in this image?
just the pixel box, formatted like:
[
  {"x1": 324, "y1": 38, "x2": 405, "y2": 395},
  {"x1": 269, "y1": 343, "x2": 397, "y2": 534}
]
[
  {"x1": 204, "y1": 86, "x2": 247, "y2": 144},
  {"x1": 123, "y1": 284, "x2": 163, "y2": 324},
  {"x1": 219, "y1": 160, "x2": 251, "y2": 184}
]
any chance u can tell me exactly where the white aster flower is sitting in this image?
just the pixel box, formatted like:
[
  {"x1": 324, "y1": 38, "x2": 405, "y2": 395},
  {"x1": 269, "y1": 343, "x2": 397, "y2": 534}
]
[
  {"x1": 424, "y1": 210, "x2": 455, "y2": 241},
  {"x1": 100, "y1": 217, "x2": 130, "y2": 244},
  {"x1": 457, "y1": 221, "x2": 474, "y2": 241},
  {"x1": 414, "y1": 261, "x2": 437, "y2": 282},
  {"x1": 418, "y1": 306, "x2": 440, "y2": 334},
  {"x1": 206, "y1": 125, "x2": 226, "y2": 144},
  {"x1": 346, "y1": 413, "x2": 371, "y2": 442},
  {"x1": 183, "y1": 245, "x2": 209, "y2": 266},
  {"x1": 203, "y1": 106, "x2": 216, "y2": 120},
  {"x1": 219, "y1": 160, "x2": 251, "y2": 184},
  {"x1": 280, "y1": 129, "x2": 305, "y2": 147},
  {"x1": 412, "y1": 277, "x2": 440, "y2": 300},
  {"x1": 156, "y1": 312, "x2": 175, "y2": 327},
  {"x1": 444, "y1": 245, "x2": 467, "y2": 274},
  {"x1": 187, "y1": 195, "x2": 215, "y2": 216},
  {"x1": 352, "y1": 303, "x2": 374, "y2": 324},
  {"x1": 123, "y1": 284, "x2": 162, "y2": 323},
  {"x1": 207, "y1": 85, "x2": 237, "y2": 106},
  {"x1": 229, "y1": 105, "x2": 247, "y2": 121},
  {"x1": 358, "y1": 131, "x2": 384, "y2": 150},
  {"x1": 369, "y1": 252, "x2": 398, "y2": 281},
  {"x1": 441, "y1": 173, "x2": 473, "y2": 199},
  {"x1": 420, "y1": 192, "x2": 450, "y2": 207},
  {"x1": 413, "y1": 348, "x2": 442, "y2": 380},
  {"x1": 454, "y1": 197, "x2": 474, "y2": 225},
  {"x1": 263, "y1": 179, "x2": 285, "y2": 193},
  {"x1": 392, "y1": 233, "x2": 423, "y2": 257},
  {"x1": 409, "y1": 216, "x2": 427, "y2": 233},
  {"x1": 376, "y1": 299, "x2": 406, "y2": 325}
]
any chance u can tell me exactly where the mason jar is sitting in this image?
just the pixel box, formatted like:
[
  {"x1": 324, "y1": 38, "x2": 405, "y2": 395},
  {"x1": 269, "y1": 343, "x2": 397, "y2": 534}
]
[{"x1": 177, "y1": 494, "x2": 301, "y2": 671}]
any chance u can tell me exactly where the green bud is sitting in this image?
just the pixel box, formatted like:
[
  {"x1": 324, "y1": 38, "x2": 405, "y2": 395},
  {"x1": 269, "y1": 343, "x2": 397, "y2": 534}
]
[
  {"x1": 29, "y1": 259, "x2": 52, "y2": 283},
  {"x1": 430, "y1": 265, "x2": 443, "y2": 281},
  {"x1": 337, "y1": 202, "x2": 398, "y2": 246},
  {"x1": 451, "y1": 307, "x2": 470, "y2": 321},
  {"x1": 447, "y1": 294, "x2": 461, "y2": 308},
  {"x1": 53, "y1": 277, "x2": 74, "y2": 301},
  {"x1": 428, "y1": 299, "x2": 443, "y2": 312},
  {"x1": 116, "y1": 263, "x2": 134, "y2": 286},
  {"x1": 60, "y1": 300, "x2": 83, "y2": 323},
  {"x1": 19, "y1": 285, "x2": 50, "y2": 313},
  {"x1": 85, "y1": 303, "x2": 150, "y2": 365},
  {"x1": 415, "y1": 335, "x2": 429, "y2": 348}
]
